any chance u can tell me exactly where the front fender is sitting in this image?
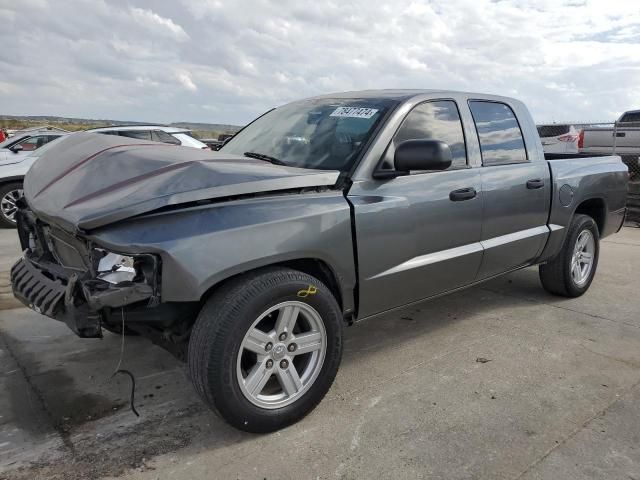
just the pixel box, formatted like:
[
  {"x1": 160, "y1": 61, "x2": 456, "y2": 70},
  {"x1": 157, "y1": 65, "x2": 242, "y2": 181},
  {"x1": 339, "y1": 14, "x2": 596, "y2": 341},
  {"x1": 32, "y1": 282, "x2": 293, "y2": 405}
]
[{"x1": 88, "y1": 191, "x2": 356, "y2": 311}]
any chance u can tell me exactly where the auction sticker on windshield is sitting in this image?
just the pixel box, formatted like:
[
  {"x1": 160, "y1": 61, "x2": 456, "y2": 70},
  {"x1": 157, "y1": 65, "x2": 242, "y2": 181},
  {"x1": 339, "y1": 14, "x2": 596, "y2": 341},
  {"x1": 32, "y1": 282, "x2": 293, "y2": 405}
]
[{"x1": 330, "y1": 107, "x2": 379, "y2": 119}]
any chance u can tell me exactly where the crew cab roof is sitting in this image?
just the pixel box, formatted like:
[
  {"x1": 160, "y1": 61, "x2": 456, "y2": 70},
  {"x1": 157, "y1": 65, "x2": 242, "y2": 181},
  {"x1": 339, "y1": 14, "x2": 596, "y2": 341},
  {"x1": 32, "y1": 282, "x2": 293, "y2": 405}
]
[{"x1": 305, "y1": 89, "x2": 516, "y2": 103}]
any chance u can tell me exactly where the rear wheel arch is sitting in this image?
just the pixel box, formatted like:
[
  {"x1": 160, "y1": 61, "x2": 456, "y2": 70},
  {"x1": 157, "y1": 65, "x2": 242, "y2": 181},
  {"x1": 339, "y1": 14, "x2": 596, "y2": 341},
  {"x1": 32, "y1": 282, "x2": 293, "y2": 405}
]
[{"x1": 573, "y1": 197, "x2": 606, "y2": 235}]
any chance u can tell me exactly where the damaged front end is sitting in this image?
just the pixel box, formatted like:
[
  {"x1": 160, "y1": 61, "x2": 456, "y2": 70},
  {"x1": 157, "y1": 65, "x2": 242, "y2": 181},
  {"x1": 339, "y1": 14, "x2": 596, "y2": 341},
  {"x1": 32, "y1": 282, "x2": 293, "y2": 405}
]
[{"x1": 11, "y1": 207, "x2": 160, "y2": 338}]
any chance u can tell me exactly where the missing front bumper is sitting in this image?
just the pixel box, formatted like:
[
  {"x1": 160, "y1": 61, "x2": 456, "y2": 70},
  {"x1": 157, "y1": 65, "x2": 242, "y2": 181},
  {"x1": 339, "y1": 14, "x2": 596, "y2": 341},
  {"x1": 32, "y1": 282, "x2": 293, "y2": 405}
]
[{"x1": 11, "y1": 257, "x2": 154, "y2": 338}]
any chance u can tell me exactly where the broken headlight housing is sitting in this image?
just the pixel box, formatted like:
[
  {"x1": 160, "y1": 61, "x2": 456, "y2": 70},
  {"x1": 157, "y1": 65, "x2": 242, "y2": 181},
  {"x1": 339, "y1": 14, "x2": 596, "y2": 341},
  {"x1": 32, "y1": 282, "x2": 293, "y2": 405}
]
[
  {"x1": 83, "y1": 249, "x2": 161, "y2": 310},
  {"x1": 97, "y1": 252, "x2": 137, "y2": 284},
  {"x1": 93, "y1": 249, "x2": 160, "y2": 290}
]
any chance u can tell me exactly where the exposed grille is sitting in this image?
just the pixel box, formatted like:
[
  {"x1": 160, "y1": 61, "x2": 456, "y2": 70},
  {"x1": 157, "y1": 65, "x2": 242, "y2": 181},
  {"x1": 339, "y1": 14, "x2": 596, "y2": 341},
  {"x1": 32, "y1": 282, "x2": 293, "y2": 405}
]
[
  {"x1": 17, "y1": 210, "x2": 90, "y2": 272},
  {"x1": 45, "y1": 228, "x2": 90, "y2": 271}
]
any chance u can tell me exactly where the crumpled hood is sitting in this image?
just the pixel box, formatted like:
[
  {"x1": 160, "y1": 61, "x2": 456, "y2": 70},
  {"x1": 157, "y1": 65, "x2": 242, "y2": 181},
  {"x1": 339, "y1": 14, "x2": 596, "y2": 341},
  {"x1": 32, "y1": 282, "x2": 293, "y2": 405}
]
[{"x1": 24, "y1": 133, "x2": 340, "y2": 231}]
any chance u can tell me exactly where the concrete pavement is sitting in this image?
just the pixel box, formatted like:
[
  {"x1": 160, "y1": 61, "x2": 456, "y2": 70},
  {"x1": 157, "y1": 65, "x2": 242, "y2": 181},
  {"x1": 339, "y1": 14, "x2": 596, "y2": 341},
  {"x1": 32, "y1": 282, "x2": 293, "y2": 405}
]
[{"x1": 1, "y1": 227, "x2": 639, "y2": 479}]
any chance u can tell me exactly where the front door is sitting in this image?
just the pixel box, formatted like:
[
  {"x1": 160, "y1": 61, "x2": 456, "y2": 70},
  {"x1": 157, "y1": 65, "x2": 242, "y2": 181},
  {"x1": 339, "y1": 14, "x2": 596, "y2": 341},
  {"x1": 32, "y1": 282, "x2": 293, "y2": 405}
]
[{"x1": 349, "y1": 100, "x2": 484, "y2": 318}]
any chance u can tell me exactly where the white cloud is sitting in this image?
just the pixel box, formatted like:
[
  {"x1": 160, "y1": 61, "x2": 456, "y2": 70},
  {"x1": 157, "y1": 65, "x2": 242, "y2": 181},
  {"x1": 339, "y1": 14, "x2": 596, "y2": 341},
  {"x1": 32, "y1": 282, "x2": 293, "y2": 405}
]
[
  {"x1": 129, "y1": 7, "x2": 190, "y2": 42},
  {"x1": 177, "y1": 71, "x2": 198, "y2": 92},
  {"x1": 0, "y1": 0, "x2": 638, "y2": 125}
]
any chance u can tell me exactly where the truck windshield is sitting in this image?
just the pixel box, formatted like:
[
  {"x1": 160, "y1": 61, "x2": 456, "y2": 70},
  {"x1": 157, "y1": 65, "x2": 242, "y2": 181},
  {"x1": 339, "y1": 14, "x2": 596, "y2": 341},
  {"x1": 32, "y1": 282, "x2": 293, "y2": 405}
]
[{"x1": 221, "y1": 98, "x2": 396, "y2": 172}]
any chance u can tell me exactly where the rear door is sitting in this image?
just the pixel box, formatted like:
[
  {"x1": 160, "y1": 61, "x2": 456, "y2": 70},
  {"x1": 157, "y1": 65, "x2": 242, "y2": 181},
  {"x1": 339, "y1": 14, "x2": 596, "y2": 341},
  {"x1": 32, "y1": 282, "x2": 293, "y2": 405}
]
[
  {"x1": 349, "y1": 99, "x2": 484, "y2": 318},
  {"x1": 468, "y1": 100, "x2": 551, "y2": 279}
]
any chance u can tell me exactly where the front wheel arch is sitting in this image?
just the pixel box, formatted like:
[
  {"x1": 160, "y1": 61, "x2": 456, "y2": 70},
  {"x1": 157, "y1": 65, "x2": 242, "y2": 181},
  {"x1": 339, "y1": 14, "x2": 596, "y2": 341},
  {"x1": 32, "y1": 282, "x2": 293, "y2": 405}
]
[{"x1": 198, "y1": 258, "x2": 349, "y2": 316}]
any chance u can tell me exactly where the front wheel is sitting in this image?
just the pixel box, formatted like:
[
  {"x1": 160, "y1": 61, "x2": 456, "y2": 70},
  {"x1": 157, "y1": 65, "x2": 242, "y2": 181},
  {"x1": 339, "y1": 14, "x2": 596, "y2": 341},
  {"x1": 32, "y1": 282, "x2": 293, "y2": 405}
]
[
  {"x1": 188, "y1": 267, "x2": 343, "y2": 432},
  {"x1": 539, "y1": 214, "x2": 600, "y2": 297}
]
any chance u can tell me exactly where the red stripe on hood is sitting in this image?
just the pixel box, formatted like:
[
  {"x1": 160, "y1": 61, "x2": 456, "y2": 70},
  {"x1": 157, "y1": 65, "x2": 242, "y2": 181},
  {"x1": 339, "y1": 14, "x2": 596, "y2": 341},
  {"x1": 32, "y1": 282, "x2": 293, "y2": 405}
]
[{"x1": 35, "y1": 143, "x2": 174, "y2": 198}]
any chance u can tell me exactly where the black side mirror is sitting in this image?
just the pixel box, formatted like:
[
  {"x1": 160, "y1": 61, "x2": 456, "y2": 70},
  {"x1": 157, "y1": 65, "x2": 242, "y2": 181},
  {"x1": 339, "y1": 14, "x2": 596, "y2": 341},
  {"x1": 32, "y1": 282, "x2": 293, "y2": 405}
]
[
  {"x1": 394, "y1": 139, "x2": 452, "y2": 173},
  {"x1": 10, "y1": 144, "x2": 23, "y2": 153}
]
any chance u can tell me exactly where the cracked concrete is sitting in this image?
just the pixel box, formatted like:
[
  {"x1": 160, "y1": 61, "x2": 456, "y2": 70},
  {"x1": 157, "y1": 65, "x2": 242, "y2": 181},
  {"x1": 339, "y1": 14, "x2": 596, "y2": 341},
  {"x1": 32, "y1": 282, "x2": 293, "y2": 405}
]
[{"x1": 1, "y1": 226, "x2": 639, "y2": 479}]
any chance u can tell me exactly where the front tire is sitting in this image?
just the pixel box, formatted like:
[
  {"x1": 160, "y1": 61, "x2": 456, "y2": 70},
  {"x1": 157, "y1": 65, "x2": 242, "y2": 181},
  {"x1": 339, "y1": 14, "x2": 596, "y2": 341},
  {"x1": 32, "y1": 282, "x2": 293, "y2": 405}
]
[
  {"x1": 0, "y1": 182, "x2": 23, "y2": 228},
  {"x1": 188, "y1": 267, "x2": 343, "y2": 433},
  {"x1": 539, "y1": 214, "x2": 599, "y2": 297}
]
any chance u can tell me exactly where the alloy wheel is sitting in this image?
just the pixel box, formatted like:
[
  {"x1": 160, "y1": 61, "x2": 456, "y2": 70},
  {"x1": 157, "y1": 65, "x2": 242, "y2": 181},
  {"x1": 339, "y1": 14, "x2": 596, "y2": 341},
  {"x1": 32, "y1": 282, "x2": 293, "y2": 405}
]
[
  {"x1": 571, "y1": 229, "x2": 595, "y2": 286},
  {"x1": 0, "y1": 188, "x2": 23, "y2": 224},
  {"x1": 236, "y1": 301, "x2": 327, "y2": 409}
]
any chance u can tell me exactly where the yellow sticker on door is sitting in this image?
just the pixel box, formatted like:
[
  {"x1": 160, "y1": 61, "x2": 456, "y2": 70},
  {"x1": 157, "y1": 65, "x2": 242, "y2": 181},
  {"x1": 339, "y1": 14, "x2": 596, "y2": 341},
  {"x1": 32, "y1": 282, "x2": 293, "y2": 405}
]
[{"x1": 297, "y1": 285, "x2": 317, "y2": 298}]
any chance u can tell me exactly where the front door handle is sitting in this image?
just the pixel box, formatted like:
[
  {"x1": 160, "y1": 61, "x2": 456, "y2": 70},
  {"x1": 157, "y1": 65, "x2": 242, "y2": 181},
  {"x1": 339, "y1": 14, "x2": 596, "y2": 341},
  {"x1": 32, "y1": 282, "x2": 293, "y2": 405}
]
[
  {"x1": 526, "y1": 179, "x2": 545, "y2": 189},
  {"x1": 615, "y1": 132, "x2": 626, "y2": 138},
  {"x1": 449, "y1": 187, "x2": 477, "y2": 201}
]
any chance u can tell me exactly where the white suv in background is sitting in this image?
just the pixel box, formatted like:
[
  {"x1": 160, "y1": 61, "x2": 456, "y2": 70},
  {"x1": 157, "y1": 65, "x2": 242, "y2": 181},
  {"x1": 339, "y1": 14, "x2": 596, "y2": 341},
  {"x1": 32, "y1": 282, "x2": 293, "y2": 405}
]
[
  {"x1": 536, "y1": 124, "x2": 581, "y2": 154},
  {"x1": 0, "y1": 133, "x2": 69, "y2": 227},
  {"x1": 89, "y1": 125, "x2": 209, "y2": 149},
  {"x1": 0, "y1": 129, "x2": 66, "y2": 163}
]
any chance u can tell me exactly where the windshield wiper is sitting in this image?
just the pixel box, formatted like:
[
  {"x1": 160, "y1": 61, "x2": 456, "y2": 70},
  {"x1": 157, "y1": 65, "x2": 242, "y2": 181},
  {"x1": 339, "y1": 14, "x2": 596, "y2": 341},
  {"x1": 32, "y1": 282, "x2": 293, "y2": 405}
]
[{"x1": 243, "y1": 151, "x2": 286, "y2": 166}]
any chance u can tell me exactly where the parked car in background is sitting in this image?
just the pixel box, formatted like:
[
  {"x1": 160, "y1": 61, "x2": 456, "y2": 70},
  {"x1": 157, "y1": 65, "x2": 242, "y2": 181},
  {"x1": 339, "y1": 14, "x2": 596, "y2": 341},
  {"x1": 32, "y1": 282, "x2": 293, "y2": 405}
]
[
  {"x1": 200, "y1": 138, "x2": 223, "y2": 150},
  {"x1": 0, "y1": 128, "x2": 67, "y2": 163},
  {"x1": 0, "y1": 133, "x2": 69, "y2": 227},
  {"x1": 88, "y1": 125, "x2": 210, "y2": 149},
  {"x1": 580, "y1": 110, "x2": 640, "y2": 179},
  {"x1": 201, "y1": 133, "x2": 236, "y2": 151},
  {"x1": 11, "y1": 90, "x2": 628, "y2": 432},
  {"x1": 537, "y1": 124, "x2": 580, "y2": 154}
]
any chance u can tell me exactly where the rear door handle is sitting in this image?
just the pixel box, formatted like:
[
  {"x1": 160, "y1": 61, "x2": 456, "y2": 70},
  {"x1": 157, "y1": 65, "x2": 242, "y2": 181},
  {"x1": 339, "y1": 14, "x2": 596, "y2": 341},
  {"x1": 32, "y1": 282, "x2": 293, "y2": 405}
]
[
  {"x1": 449, "y1": 187, "x2": 477, "y2": 201},
  {"x1": 526, "y1": 179, "x2": 545, "y2": 189},
  {"x1": 615, "y1": 132, "x2": 626, "y2": 138}
]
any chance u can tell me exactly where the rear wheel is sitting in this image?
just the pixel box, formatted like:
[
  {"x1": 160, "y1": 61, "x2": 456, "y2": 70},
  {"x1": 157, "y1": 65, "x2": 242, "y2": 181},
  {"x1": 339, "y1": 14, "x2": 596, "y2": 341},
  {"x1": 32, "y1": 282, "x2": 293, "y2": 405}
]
[
  {"x1": 188, "y1": 267, "x2": 343, "y2": 432},
  {"x1": 0, "y1": 182, "x2": 23, "y2": 228},
  {"x1": 539, "y1": 214, "x2": 599, "y2": 297}
]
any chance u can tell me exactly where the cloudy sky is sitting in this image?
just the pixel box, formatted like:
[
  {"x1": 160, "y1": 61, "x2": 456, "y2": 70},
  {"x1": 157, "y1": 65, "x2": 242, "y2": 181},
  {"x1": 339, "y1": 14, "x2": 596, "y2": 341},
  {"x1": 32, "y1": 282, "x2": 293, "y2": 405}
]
[{"x1": 1, "y1": 0, "x2": 639, "y2": 126}]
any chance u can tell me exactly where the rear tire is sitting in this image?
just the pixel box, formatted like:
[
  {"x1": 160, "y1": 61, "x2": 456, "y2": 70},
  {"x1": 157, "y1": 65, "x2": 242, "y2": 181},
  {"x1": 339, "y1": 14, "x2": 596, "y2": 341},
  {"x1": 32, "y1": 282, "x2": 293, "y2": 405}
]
[
  {"x1": 0, "y1": 182, "x2": 23, "y2": 228},
  {"x1": 539, "y1": 214, "x2": 599, "y2": 297},
  {"x1": 188, "y1": 267, "x2": 343, "y2": 433}
]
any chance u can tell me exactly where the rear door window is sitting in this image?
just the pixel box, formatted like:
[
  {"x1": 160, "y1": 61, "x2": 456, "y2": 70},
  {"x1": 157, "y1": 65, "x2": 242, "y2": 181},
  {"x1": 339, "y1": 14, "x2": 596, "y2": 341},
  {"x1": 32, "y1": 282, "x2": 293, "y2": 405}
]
[
  {"x1": 469, "y1": 101, "x2": 527, "y2": 166},
  {"x1": 393, "y1": 100, "x2": 467, "y2": 168}
]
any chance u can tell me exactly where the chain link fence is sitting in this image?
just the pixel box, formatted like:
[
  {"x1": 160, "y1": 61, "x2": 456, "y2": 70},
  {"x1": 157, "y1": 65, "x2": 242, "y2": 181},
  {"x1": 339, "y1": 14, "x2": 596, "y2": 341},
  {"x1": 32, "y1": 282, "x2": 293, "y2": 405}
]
[
  {"x1": 538, "y1": 122, "x2": 640, "y2": 179},
  {"x1": 621, "y1": 155, "x2": 640, "y2": 180}
]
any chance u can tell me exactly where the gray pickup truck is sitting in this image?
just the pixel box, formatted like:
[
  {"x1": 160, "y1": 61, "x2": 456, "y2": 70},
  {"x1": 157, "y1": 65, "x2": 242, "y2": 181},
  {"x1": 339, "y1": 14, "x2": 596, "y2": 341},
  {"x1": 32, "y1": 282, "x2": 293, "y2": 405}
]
[
  {"x1": 11, "y1": 90, "x2": 628, "y2": 432},
  {"x1": 580, "y1": 110, "x2": 640, "y2": 180},
  {"x1": 581, "y1": 110, "x2": 640, "y2": 157}
]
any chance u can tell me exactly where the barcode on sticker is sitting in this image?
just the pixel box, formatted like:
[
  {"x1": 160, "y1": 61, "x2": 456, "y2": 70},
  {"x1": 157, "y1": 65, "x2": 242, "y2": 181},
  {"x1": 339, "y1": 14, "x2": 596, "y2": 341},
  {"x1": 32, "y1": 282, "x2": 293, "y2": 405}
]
[{"x1": 329, "y1": 107, "x2": 379, "y2": 119}]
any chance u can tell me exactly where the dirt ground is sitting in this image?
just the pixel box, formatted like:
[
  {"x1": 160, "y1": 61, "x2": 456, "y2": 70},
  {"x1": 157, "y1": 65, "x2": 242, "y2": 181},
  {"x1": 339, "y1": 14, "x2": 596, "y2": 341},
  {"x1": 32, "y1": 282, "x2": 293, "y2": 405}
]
[{"x1": 1, "y1": 226, "x2": 640, "y2": 480}]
